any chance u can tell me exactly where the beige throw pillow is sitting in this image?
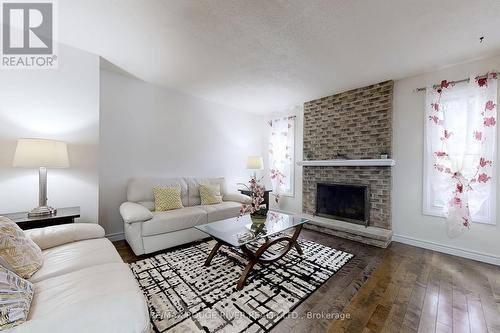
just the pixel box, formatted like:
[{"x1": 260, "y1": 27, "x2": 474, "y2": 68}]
[
  {"x1": 200, "y1": 184, "x2": 223, "y2": 205},
  {"x1": 0, "y1": 266, "x2": 34, "y2": 330},
  {"x1": 153, "y1": 186, "x2": 184, "y2": 212},
  {"x1": 0, "y1": 216, "x2": 43, "y2": 279}
]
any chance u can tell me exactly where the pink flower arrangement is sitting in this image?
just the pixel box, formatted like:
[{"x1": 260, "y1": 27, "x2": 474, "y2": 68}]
[
  {"x1": 239, "y1": 178, "x2": 266, "y2": 217},
  {"x1": 431, "y1": 103, "x2": 439, "y2": 112},
  {"x1": 473, "y1": 131, "x2": 483, "y2": 141},
  {"x1": 483, "y1": 117, "x2": 496, "y2": 127}
]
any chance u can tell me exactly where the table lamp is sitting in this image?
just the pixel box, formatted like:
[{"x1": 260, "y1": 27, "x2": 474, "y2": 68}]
[
  {"x1": 13, "y1": 138, "x2": 69, "y2": 217},
  {"x1": 246, "y1": 156, "x2": 263, "y2": 180}
]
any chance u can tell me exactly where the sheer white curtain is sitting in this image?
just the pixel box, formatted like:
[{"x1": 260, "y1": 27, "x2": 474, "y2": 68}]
[
  {"x1": 425, "y1": 73, "x2": 497, "y2": 237},
  {"x1": 268, "y1": 116, "x2": 295, "y2": 202}
]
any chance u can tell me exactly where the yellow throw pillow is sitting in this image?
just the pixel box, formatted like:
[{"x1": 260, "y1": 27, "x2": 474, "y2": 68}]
[
  {"x1": 0, "y1": 217, "x2": 43, "y2": 279},
  {"x1": 153, "y1": 186, "x2": 184, "y2": 212},
  {"x1": 0, "y1": 266, "x2": 34, "y2": 330},
  {"x1": 200, "y1": 184, "x2": 223, "y2": 205}
]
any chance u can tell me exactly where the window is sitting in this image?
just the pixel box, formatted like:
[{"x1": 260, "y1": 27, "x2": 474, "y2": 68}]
[
  {"x1": 268, "y1": 116, "x2": 295, "y2": 198},
  {"x1": 423, "y1": 74, "x2": 497, "y2": 235}
]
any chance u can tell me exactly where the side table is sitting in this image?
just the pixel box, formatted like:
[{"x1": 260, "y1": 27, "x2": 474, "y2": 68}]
[{"x1": 2, "y1": 206, "x2": 80, "y2": 230}]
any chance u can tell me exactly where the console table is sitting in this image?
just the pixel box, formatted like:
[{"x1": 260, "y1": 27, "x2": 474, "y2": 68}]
[{"x1": 2, "y1": 206, "x2": 80, "y2": 230}]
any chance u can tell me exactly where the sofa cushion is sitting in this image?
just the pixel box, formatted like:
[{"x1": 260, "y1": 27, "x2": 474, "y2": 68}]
[
  {"x1": 153, "y1": 186, "x2": 184, "y2": 211},
  {"x1": 127, "y1": 177, "x2": 188, "y2": 207},
  {"x1": 0, "y1": 266, "x2": 34, "y2": 330},
  {"x1": 186, "y1": 177, "x2": 226, "y2": 206},
  {"x1": 200, "y1": 184, "x2": 223, "y2": 205},
  {"x1": 141, "y1": 206, "x2": 207, "y2": 236},
  {"x1": 0, "y1": 217, "x2": 43, "y2": 279},
  {"x1": 29, "y1": 238, "x2": 123, "y2": 283},
  {"x1": 19, "y1": 263, "x2": 150, "y2": 333},
  {"x1": 199, "y1": 201, "x2": 242, "y2": 223}
]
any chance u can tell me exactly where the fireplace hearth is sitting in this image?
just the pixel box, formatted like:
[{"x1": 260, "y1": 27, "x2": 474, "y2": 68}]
[{"x1": 316, "y1": 183, "x2": 369, "y2": 227}]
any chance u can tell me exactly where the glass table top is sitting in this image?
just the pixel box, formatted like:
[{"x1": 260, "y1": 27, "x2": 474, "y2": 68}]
[{"x1": 195, "y1": 211, "x2": 309, "y2": 247}]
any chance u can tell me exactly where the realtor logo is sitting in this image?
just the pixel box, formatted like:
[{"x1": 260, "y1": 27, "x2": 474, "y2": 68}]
[{"x1": 1, "y1": 0, "x2": 57, "y2": 68}]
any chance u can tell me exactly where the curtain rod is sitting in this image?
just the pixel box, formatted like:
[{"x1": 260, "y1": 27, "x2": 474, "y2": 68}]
[
  {"x1": 414, "y1": 71, "x2": 499, "y2": 92},
  {"x1": 270, "y1": 115, "x2": 296, "y2": 120}
]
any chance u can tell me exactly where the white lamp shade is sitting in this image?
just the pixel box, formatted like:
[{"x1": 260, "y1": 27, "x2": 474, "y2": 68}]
[
  {"x1": 246, "y1": 156, "x2": 263, "y2": 170},
  {"x1": 13, "y1": 139, "x2": 69, "y2": 168}
]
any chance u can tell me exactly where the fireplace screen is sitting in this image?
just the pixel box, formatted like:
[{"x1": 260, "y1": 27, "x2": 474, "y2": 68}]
[{"x1": 316, "y1": 183, "x2": 369, "y2": 226}]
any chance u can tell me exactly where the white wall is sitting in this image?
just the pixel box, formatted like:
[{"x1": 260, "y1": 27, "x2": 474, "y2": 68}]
[
  {"x1": 99, "y1": 69, "x2": 266, "y2": 236},
  {"x1": 393, "y1": 55, "x2": 500, "y2": 265},
  {"x1": 0, "y1": 44, "x2": 100, "y2": 222}
]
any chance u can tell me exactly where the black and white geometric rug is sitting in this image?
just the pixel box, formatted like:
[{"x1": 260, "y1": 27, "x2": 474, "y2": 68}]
[{"x1": 130, "y1": 238, "x2": 353, "y2": 333}]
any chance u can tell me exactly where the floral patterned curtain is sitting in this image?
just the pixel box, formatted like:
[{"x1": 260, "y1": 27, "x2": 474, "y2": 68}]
[
  {"x1": 426, "y1": 73, "x2": 497, "y2": 237},
  {"x1": 268, "y1": 116, "x2": 295, "y2": 203}
]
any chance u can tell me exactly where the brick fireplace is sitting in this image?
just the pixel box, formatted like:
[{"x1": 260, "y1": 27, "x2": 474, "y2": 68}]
[{"x1": 301, "y1": 80, "x2": 393, "y2": 246}]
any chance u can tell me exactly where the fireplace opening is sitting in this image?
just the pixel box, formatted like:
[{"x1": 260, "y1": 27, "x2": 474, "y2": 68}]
[{"x1": 316, "y1": 183, "x2": 369, "y2": 226}]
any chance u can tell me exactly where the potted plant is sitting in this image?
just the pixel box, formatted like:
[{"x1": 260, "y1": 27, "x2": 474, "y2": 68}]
[{"x1": 239, "y1": 177, "x2": 267, "y2": 221}]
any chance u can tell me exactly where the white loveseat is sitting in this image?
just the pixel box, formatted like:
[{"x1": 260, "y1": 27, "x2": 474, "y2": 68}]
[
  {"x1": 8, "y1": 223, "x2": 150, "y2": 333},
  {"x1": 119, "y1": 177, "x2": 251, "y2": 256}
]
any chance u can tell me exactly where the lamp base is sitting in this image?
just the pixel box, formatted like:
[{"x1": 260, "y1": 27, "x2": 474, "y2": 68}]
[{"x1": 28, "y1": 206, "x2": 57, "y2": 218}]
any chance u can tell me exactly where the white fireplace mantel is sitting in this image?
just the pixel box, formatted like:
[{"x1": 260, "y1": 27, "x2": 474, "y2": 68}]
[{"x1": 297, "y1": 159, "x2": 396, "y2": 167}]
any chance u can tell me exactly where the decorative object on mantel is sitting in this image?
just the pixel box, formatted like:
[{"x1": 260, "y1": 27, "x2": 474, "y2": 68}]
[
  {"x1": 12, "y1": 139, "x2": 69, "y2": 217},
  {"x1": 297, "y1": 159, "x2": 396, "y2": 167},
  {"x1": 425, "y1": 72, "x2": 497, "y2": 237}
]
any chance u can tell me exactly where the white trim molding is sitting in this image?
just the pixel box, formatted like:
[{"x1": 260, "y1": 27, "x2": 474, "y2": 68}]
[
  {"x1": 297, "y1": 159, "x2": 396, "y2": 167},
  {"x1": 392, "y1": 234, "x2": 500, "y2": 266},
  {"x1": 106, "y1": 231, "x2": 125, "y2": 242}
]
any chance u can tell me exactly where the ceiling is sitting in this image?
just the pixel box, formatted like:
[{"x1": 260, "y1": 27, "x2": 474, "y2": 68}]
[{"x1": 59, "y1": 0, "x2": 500, "y2": 114}]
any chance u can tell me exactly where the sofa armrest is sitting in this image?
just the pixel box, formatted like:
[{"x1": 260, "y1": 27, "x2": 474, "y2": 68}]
[
  {"x1": 120, "y1": 202, "x2": 153, "y2": 224},
  {"x1": 223, "y1": 193, "x2": 251, "y2": 204},
  {"x1": 25, "y1": 223, "x2": 105, "y2": 250}
]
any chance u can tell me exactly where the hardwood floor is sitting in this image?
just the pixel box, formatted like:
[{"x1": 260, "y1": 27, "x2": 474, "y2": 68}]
[{"x1": 113, "y1": 230, "x2": 500, "y2": 333}]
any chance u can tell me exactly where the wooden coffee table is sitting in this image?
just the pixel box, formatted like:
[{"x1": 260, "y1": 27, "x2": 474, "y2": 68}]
[{"x1": 195, "y1": 211, "x2": 309, "y2": 290}]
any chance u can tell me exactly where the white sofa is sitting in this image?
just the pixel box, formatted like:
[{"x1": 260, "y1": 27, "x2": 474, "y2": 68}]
[
  {"x1": 8, "y1": 223, "x2": 150, "y2": 333},
  {"x1": 119, "y1": 177, "x2": 250, "y2": 255}
]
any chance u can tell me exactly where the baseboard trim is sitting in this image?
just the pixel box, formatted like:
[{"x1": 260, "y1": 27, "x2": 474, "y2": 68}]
[
  {"x1": 392, "y1": 234, "x2": 500, "y2": 266},
  {"x1": 106, "y1": 231, "x2": 125, "y2": 242}
]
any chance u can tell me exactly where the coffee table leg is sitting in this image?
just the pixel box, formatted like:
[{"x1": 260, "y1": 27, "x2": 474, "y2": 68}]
[
  {"x1": 291, "y1": 224, "x2": 304, "y2": 255},
  {"x1": 237, "y1": 259, "x2": 256, "y2": 290},
  {"x1": 204, "y1": 241, "x2": 222, "y2": 267},
  {"x1": 294, "y1": 242, "x2": 304, "y2": 255},
  {"x1": 235, "y1": 225, "x2": 306, "y2": 290}
]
